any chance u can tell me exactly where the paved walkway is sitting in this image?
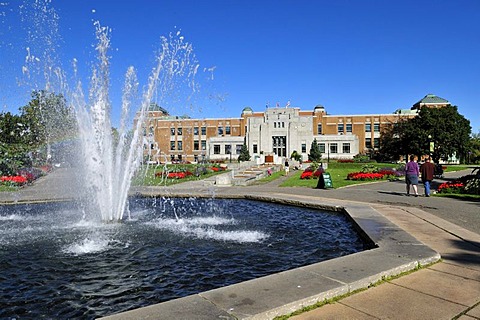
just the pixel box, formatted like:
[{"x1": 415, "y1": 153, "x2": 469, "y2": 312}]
[{"x1": 1, "y1": 168, "x2": 479, "y2": 319}]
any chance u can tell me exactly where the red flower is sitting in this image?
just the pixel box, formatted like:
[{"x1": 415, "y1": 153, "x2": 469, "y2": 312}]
[
  {"x1": 1, "y1": 175, "x2": 28, "y2": 185},
  {"x1": 300, "y1": 171, "x2": 313, "y2": 179},
  {"x1": 347, "y1": 172, "x2": 384, "y2": 181}
]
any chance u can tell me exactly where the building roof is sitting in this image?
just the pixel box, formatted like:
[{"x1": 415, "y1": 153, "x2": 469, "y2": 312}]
[
  {"x1": 414, "y1": 94, "x2": 450, "y2": 106},
  {"x1": 148, "y1": 103, "x2": 169, "y2": 115}
]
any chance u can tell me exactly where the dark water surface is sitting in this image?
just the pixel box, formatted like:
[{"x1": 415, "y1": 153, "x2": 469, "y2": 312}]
[{"x1": 0, "y1": 198, "x2": 367, "y2": 319}]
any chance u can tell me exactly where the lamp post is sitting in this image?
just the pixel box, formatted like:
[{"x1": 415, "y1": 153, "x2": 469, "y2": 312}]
[
  {"x1": 428, "y1": 135, "x2": 434, "y2": 158},
  {"x1": 327, "y1": 142, "x2": 330, "y2": 163}
]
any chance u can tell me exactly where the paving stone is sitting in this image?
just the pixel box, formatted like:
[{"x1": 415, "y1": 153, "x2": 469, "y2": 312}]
[
  {"x1": 340, "y1": 282, "x2": 465, "y2": 320},
  {"x1": 466, "y1": 303, "x2": 480, "y2": 318},
  {"x1": 429, "y1": 262, "x2": 480, "y2": 281},
  {"x1": 390, "y1": 268, "x2": 480, "y2": 306},
  {"x1": 291, "y1": 303, "x2": 378, "y2": 320}
]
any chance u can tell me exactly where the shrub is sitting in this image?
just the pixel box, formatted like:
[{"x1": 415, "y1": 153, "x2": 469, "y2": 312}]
[{"x1": 353, "y1": 153, "x2": 370, "y2": 163}]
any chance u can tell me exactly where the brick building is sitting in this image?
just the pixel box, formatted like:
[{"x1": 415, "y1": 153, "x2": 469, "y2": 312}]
[{"x1": 142, "y1": 94, "x2": 450, "y2": 164}]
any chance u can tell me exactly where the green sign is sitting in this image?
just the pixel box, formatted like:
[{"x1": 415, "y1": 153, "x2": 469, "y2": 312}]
[{"x1": 322, "y1": 173, "x2": 333, "y2": 188}]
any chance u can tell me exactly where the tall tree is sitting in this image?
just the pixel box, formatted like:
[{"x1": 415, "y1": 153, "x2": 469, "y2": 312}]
[
  {"x1": 411, "y1": 106, "x2": 471, "y2": 163},
  {"x1": 379, "y1": 106, "x2": 471, "y2": 163},
  {"x1": 308, "y1": 138, "x2": 322, "y2": 162},
  {"x1": 20, "y1": 90, "x2": 77, "y2": 156}
]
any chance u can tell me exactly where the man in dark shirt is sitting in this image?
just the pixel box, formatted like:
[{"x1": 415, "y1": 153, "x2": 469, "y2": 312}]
[{"x1": 420, "y1": 157, "x2": 435, "y2": 197}]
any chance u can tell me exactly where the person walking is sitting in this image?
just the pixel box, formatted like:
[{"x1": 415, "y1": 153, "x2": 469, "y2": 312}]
[
  {"x1": 420, "y1": 157, "x2": 435, "y2": 197},
  {"x1": 405, "y1": 155, "x2": 419, "y2": 197},
  {"x1": 284, "y1": 159, "x2": 290, "y2": 175}
]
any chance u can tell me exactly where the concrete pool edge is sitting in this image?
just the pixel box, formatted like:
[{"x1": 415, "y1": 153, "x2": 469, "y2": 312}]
[{"x1": 100, "y1": 192, "x2": 441, "y2": 320}]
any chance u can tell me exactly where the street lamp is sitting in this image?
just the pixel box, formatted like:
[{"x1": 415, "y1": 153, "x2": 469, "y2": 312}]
[{"x1": 428, "y1": 135, "x2": 434, "y2": 157}]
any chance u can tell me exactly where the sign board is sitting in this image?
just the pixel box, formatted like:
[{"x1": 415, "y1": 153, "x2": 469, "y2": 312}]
[{"x1": 322, "y1": 173, "x2": 333, "y2": 189}]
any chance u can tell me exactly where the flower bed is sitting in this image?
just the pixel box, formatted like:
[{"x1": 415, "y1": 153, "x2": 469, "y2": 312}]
[
  {"x1": 438, "y1": 181, "x2": 464, "y2": 194},
  {"x1": 1, "y1": 175, "x2": 28, "y2": 186},
  {"x1": 347, "y1": 172, "x2": 385, "y2": 181}
]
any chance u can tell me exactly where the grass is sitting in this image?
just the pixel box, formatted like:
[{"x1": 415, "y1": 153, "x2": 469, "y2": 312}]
[
  {"x1": 277, "y1": 162, "x2": 474, "y2": 189},
  {"x1": 434, "y1": 193, "x2": 480, "y2": 201},
  {"x1": 251, "y1": 170, "x2": 285, "y2": 185},
  {"x1": 279, "y1": 162, "x2": 399, "y2": 189},
  {"x1": 0, "y1": 185, "x2": 17, "y2": 192},
  {"x1": 132, "y1": 164, "x2": 228, "y2": 186}
]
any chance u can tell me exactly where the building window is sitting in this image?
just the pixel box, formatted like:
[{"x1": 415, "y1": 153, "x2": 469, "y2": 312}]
[
  {"x1": 319, "y1": 143, "x2": 325, "y2": 153},
  {"x1": 374, "y1": 138, "x2": 380, "y2": 148},
  {"x1": 253, "y1": 144, "x2": 258, "y2": 154},
  {"x1": 272, "y1": 136, "x2": 287, "y2": 157},
  {"x1": 342, "y1": 143, "x2": 350, "y2": 154},
  {"x1": 170, "y1": 141, "x2": 175, "y2": 150},
  {"x1": 365, "y1": 138, "x2": 372, "y2": 148},
  {"x1": 226, "y1": 126, "x2": 231, "y2": 135},
  {"x1": 201, "y1": 140, "x2": 206, "y2": 150},
  {"x1": 282, "y1": 122, "x2": 285, "y2": 128},
  {"x1": 337, "y1": 123, "x2": 344, "y2": 134},
  {"x1": 346, "y1": 123, "x2": 352, "y2": 133},
  {"x1": 170, "y1": 128, "x2": 175, "y2": 136},
  {"x1": 201, "y1": 126, "x2": 206, "y2": 135},
  {"x1": 317, "y1": 124, "x2": 322, "y2": 134},
  {"x1": 193, "y1": 127, "x2": 199, "y2": 135},
  {"x1": 177, "y1": 127, "x2": 182, "y2": 135},
  {"x1": 365, "y1": 123, "x2": 371, "y2": 132},
  {"x1": 374, "y1": 123, "x2": 380, "y2": 132},
  {"x1": 330, "y1": 143, "x2": 338, "y2": 154},
  {"x1": 194, "y1": 140, "x2": 199, "y2": 151},
  {"x1": 218, "y1": 127, "x2": 223, "y2": 136},
  {"x1": 214, "y1": 144, "x2": 221, "y2": 154},
  {"x1": 225, "y1": 144, "x2": 231, "y2": 154},
  {"x1": 194, "y1": 155, "x2": 198, "y2": 162},
  {"x1": 170, "y1": 155, "x2": 175, "y2": 162},
  {"x1": 177, "y1": 141, "x2": 183, "y2": 151},
  {"x1": 274, "y1": 122, "x2": 277, "y2": 128},
  {"x1": 301, "y1": 143, "x2": 307, "y2": 153},
  {"x1": 236, "y1": 144, "x2": 242, "y2": 154}
]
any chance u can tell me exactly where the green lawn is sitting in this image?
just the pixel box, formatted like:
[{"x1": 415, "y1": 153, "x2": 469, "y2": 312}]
[
  {"x1": 279, "y1": 162, "x2": 399, "y2": 189},
  {"x1": 132, "y1": 164, "x2": 229, "y2": 186},
  {"x1": 0, "y1": 185, "x2": 17, "y2": 192}
]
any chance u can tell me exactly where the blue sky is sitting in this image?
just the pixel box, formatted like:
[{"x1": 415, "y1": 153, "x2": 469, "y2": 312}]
[{"x1": 1, "y1": 0, "x2": 479, "y2": 133}]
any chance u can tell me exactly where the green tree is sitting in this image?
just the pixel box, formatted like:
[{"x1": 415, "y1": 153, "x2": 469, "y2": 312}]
[
  {"x1": 379, "y1": 106, "x2": 471, "y2": 163},
  {"x1": 20, "y1": 90, "x2": 77, "y2": 160},
  {"x1": 238, "y1": 141, "x2": 251, "y2": 162},
  {"x1": 308, "y1": 138, "x2": 322, "y2": 162},
  {"x1": 411, "y1": 106, "x2": 471, "y2": 163},
  {"x1": 0, "y1": 112, "x2": 32, "y2": 175}
]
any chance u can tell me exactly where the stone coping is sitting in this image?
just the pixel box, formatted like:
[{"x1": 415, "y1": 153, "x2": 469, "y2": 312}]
[{"x1": 100, "y1": 192, "x2": 440, "y2": 320}]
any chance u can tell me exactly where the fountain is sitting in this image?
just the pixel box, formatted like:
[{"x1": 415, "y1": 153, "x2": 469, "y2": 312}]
[
  {"x1": 0, "y1": 2, "x2": 370, "y2": 319},
  {"x1": 0, "y1": 197, "x2": 367, "y2": 318}
]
